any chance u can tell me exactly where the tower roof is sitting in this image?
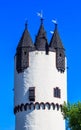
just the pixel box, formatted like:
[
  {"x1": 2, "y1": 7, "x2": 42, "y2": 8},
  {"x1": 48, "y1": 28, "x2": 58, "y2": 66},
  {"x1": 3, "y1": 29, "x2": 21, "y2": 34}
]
[
  {"x1": 49, "y1": 24, "x2": 64, "y2": 50},
  {"x1": 17, "y1": 23, "x2": 34, "y2": 48},
  {"x1": 35, "y1": 19, "x2": 48, "y2": 51}
]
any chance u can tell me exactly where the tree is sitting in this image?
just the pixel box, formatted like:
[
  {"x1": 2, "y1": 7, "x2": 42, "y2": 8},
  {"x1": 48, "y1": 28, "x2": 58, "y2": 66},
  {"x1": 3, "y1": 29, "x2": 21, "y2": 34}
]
[{"x1": 62, "y1": 102, "x2": 81, "y2": 130}]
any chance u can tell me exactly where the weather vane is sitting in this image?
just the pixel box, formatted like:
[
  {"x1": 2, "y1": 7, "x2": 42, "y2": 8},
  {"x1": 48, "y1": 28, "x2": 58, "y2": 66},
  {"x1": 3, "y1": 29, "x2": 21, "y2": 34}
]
[
  {"x1": 50, "y1": 19, "x2": 57, "y2": 34},
  {"x1": 52, "y1": 19, "x2": 57, "y2": 25},
  {"x1": 37, "y1": 10, "x2": 43, "y2": 19},
  {"x1": 50, "y1": 31, "x2": 54, "y2": 34}
]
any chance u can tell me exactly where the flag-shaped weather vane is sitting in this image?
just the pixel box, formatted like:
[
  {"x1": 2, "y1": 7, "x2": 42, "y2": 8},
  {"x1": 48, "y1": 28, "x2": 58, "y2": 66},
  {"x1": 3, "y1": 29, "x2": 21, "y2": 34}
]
[
  {"x1": 52, "y1": 19, "x2": 57, "y2": 25},
  {"x1": 37, "y1": 10, "x2": 43, "y2": 19},
  {"x1": 50, "y1": 19, "x2": 57, "y2": 34},
  {"x1": 37, "y1": 10, "x2": 44, "y2": 24}
]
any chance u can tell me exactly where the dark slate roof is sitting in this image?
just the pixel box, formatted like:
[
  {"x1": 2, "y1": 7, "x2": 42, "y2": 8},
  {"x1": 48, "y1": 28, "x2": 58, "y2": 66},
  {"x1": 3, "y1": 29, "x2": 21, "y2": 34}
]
[
  {"x1": 35, "y1": 19, "x2": 48, "y2": 51},
  {"x1": 49, "y1": 24, "x2": 64, "y2": 50},
  {"x1": 17, "y1": 24, "x2": 34, "y2": 48}
]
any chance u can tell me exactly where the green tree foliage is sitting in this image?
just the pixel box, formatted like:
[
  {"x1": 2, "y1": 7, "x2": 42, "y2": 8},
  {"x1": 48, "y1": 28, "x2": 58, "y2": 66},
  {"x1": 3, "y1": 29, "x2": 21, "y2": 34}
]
[{"x1": 62, "y1": 102, "x2": 81, "y2": 130}]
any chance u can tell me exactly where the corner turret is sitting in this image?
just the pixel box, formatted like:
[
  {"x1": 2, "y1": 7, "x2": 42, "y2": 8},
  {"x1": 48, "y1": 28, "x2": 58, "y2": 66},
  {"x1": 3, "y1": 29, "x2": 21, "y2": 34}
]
[
  {"x1": 49, "y1": 24, "x2": 65, "y2": 72},
  {"x1": 16, "y1": 23, "x2": 35, "y2": 73},
  {"x1": 35, "y1": 19, "x2": 49, "y2": 54}
]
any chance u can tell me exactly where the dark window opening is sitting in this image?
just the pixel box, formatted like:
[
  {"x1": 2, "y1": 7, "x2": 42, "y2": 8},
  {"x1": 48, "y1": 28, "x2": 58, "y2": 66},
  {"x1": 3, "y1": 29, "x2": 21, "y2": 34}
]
[
  {"x1": 59, "y1": 53, "x2": 62, "y2": 57},
  {"x1": 54, "y1": 87, "x2": 61, "y2": 98},
  {"x1": 45, "y1": 43, "x2": 49, "y2": 55},
  {"x1": 29, "y1": 87, "x2": 35, "y2": 101},
  {"x1": 24, "y1": 52, "x2": 27, "y2": 55}
]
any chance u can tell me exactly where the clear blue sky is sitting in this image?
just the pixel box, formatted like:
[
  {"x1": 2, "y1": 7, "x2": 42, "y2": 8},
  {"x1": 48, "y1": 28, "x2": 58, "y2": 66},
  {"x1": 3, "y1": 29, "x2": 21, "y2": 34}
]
[{"x1": 0, "y1": 0, "x2": 81, "y2": 130}]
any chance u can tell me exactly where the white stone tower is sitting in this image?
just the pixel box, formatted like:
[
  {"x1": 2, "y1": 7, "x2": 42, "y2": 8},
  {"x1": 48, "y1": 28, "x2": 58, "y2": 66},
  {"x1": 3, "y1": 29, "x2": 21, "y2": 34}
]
[{"x1": 14, "y1": 19, "x2": 67, "y2": 130}]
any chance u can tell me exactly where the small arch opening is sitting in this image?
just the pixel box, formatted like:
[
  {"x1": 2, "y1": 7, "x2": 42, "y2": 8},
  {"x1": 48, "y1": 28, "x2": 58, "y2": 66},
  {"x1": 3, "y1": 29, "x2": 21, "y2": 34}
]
[
  {"x1": 51, "y1": 103, "x2": 55, "y2": 110},
  {"x1": 24, "y1": 103, "x2": 29, "y2": 111},
  {"x1": 35, "y1": 102, "x2": 40, "y2": 110},
  {"x1": 17, "y1": 105, "x2": 20, "y2": 112},
  {"x1": 40, "y1": 102, "x2": 45, "y2": 109},
  {"x1": 29, "y1": 103, "x2": 35, "y2": 110},
  {"x1": 60, "y1": 105, "x2": 62, "y2": 112},
  {"x1": 45, "y1": 102, "x2": 50, "y2": 110},
  {"x1": 56, "y1": 104, "x2": 59, "y2": 111}
]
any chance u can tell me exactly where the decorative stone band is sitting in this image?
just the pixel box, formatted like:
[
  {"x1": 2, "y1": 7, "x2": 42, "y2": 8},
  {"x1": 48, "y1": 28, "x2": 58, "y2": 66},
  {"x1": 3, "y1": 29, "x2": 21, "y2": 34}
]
[{"x1": 14, "y1": 102, "x2": 62, "y2": 114}]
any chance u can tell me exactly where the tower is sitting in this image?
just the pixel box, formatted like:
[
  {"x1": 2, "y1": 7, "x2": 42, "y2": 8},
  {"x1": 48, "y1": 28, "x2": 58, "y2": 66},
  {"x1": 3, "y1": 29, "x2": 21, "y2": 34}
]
[{"x1": 14, "y1": 20, "x2": 67, "y2": 130}]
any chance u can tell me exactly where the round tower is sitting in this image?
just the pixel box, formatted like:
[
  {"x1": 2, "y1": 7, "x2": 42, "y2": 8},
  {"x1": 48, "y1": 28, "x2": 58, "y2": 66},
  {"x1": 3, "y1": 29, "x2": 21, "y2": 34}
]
[{"x1": 14, "y1": 20, "x2": 67, "y2": 130}]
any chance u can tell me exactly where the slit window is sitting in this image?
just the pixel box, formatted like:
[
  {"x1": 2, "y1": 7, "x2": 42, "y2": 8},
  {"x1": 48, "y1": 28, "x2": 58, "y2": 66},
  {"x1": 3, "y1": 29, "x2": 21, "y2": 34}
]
[
  {"x1": 24, "y1": 52, "x2": 27, "y2": 55},
  {"x1": 59, "y1": 53, "x2": 62, "y2": 57},
  {"x1": 29, "y1": 87, "x2": 35, "y2": 101}
]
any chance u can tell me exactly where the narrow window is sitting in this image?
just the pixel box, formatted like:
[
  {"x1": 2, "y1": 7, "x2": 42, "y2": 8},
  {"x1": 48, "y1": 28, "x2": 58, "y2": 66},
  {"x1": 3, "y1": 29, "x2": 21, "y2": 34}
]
[
  {"x1": 54, "y1": 87, "x2": 61, "y2": 98},
  {"x1": 29, "y1": 87, "x2": 35, "y2": 101},
  {"x1": 59, "y1": 53, "x2": 62, "y2": 57},
  {"x1": 24, "y1": 52, "x2": 27, "y2": 55},
  {"x1": 45, "y1": 43, "x2": 49, "y2": 55}
]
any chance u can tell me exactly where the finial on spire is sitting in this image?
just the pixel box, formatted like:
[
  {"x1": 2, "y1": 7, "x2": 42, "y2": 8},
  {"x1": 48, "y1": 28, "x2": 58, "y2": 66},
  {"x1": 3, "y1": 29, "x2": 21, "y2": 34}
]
[
  {"x1": 25, "y1": 20, "x2": 28, "y2": 29},
  {"x1": 40, "y1": 18, "x2": 44, "y2": 24}
]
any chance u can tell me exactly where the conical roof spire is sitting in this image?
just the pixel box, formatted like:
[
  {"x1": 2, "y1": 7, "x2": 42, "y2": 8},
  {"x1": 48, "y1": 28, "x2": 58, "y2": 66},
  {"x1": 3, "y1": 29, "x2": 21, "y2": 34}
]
[
  {"x1": 49, "y1": 24, "x2": 64, "y2": 50},
  {"x1": 16, "y1": 23, "x2": 35, "y2": 73},
  {"x1": 17, "y1": 22, "x2": 34, "y2": 48},
  {"x1": 35, "y1": 19, "x2": 48, "y2": 51},
  {"x1": 49, "y1": 23, "x2": 65, "y2": 72},
  {"x1": 40, "y1": 18, "x2": 44, "y2": 25}
]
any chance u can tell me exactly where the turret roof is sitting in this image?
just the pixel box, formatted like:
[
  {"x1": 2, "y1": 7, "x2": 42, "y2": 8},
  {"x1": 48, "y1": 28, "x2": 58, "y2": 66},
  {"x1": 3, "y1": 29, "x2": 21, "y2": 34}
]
[
  {"x1": 50, "y1": 24, "x2": 64, "y2": 50},
  {"x1": 35, "y1": 19, "x2": 48, "y2": 50},
  {"x1": 17, "y1": 23, "x2": 34, "y2": 48}
]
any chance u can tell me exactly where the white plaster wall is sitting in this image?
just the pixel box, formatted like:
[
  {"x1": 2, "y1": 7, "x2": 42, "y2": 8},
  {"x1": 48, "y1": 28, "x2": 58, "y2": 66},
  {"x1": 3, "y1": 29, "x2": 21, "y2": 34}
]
[
  {"x1": 14, "y1": 51, "x2": 67, "y2": 130},
  {"x1": 15, "y1": 109, "x2": 65, "y2": 130}
]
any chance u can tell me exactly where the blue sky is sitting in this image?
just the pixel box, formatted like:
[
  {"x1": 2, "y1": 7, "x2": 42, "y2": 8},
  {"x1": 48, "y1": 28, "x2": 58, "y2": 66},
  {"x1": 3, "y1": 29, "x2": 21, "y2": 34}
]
[{"x1": 0, "y1": 0, "x2": 81, "y2": 130}]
